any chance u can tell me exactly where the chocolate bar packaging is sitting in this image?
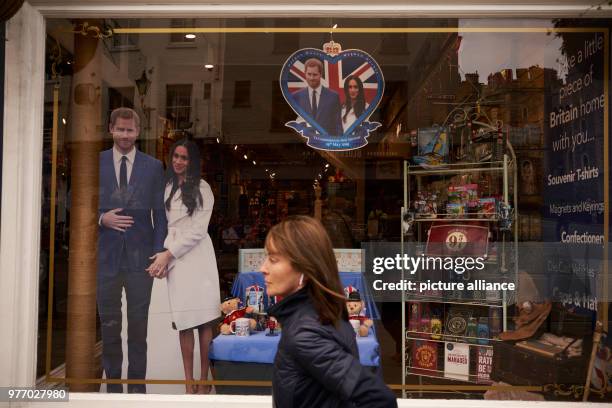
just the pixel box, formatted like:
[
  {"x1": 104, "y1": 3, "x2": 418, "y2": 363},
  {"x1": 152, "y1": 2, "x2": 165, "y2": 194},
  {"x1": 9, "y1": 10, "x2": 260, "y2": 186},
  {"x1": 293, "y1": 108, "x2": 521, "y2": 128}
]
[
  {"x1": 411, "y1": 340, "x2": 438, "y2": 375},
  {"x1": 477, "y1": 347, "x2": 494, "y2": 384},
  {"x1": 444, "y1": 342, "x2": 470, "y2": 381}
]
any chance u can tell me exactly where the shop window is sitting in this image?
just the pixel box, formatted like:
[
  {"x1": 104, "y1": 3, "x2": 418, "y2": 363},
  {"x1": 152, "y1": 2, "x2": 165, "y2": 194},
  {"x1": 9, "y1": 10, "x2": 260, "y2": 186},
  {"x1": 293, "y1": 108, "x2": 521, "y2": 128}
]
[
  {"x1": 166, "y1": 84, "x2": 193, "y2": 129},
  {"x1": 35, "y1": 16, "x2": 611, "y2": 402}
]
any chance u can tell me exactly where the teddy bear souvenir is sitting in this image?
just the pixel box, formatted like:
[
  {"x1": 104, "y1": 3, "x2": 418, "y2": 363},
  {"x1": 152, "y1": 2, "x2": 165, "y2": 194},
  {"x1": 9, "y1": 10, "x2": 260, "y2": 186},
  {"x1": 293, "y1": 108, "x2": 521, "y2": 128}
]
[
  {"x1": 219, "y1": 296, "x2": 257, "y2": 335},
  {"x1": 346, "y1": 291, "x2": 373, "y2": 337}
]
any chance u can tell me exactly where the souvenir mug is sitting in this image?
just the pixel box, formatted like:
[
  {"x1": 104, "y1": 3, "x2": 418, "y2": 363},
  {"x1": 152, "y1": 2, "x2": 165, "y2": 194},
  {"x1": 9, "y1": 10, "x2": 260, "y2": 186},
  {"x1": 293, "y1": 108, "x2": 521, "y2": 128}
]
[{"x1": 231, "y1": 318, "x2": 251, "y2": 337}]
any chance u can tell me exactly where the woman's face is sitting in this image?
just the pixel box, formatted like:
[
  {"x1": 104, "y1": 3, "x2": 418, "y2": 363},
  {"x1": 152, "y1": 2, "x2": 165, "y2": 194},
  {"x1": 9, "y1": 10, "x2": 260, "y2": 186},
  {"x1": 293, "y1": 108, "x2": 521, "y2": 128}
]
[
  {"x1": 347, "y1": 79, "x2": 360, "y2": 101},
  {"x1": 172, "y1": 145, "x2": 189, "y2": 177},
  {"x1": 260, "y1": 239, "x2": 302, "y2": 297}
]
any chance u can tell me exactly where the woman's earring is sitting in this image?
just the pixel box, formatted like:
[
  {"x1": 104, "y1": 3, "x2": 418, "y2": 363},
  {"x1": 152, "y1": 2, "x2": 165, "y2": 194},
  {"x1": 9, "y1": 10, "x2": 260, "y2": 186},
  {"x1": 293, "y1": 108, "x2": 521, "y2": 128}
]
[{"x1": 299, "y1": 273, "x2": 304, "y2": 287}]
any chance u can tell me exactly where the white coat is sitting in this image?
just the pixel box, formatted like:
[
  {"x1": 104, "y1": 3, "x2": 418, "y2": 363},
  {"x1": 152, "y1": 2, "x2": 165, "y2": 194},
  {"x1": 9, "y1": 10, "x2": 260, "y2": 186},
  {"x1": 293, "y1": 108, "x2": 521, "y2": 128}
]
[{"x1": 164, "y1": 179, "x2": 221, "y2": 330}]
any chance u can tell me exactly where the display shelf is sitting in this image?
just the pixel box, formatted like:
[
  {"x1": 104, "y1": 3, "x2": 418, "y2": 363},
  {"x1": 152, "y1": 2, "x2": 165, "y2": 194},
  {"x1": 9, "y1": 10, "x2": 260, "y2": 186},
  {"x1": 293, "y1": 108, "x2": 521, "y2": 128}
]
[
  {"x1": 401, "y1": 152, "x2": 518, "y2": 398},
  {"x1": 405, "y1": 332, "x2": 497, "y2": 346}
]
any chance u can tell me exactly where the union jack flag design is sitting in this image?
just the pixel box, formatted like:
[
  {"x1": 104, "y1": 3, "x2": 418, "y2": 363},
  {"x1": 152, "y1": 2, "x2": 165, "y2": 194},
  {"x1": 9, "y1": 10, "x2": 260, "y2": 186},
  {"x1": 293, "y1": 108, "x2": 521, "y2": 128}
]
[
  {"x1": 287, "y1": 53, "x2": 380, "y2": 105},
  {"x1": 280, "y1": 47, "x2": 384, "y2": 151}
]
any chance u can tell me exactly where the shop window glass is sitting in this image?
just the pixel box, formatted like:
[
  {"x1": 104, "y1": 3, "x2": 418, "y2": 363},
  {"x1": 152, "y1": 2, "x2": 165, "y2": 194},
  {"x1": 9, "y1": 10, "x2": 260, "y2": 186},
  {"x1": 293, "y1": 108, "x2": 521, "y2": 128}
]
[{"x1": 37, "y1": 17, "x2": 612, "y2": 402}]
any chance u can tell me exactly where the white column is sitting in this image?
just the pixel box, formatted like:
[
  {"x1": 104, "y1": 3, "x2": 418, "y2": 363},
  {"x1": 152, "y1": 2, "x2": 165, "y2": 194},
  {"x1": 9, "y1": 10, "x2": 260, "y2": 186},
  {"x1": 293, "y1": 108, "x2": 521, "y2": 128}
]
[{"x1": 0, "y1": 2, "x2": 45, "y2": 387}]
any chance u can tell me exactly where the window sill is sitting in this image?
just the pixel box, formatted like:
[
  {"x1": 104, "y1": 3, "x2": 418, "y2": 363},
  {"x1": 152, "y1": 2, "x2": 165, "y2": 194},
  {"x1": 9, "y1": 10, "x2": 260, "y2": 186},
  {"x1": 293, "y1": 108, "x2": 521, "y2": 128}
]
[{"x1": 46, "y1": 393, "x2": 585, "y2": 408}]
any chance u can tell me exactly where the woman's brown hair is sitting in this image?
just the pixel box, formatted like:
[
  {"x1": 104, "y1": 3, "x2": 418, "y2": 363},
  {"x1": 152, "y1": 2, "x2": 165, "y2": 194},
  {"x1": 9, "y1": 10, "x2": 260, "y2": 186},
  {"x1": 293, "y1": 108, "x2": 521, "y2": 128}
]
[{"x1": 265, "y1": 216, "x2": 348, "y2": 325}]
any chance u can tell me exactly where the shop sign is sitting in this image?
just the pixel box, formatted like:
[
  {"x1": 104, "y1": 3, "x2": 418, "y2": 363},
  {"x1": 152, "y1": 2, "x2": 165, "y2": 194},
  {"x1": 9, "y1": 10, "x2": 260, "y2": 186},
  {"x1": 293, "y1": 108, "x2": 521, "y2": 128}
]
[
  {"x1": 279, "y1": 41, "x2": 384, "y2": 151},
  {"x1": 543, "y1": 31, "x2": 605, "y2": 312}
]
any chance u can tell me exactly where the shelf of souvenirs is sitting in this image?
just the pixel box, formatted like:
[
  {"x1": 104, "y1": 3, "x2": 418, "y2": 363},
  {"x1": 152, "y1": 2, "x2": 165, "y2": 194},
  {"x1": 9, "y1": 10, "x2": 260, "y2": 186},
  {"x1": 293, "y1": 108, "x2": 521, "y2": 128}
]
[
  {"x1": 404, "y1": 366, "x2": 493, "y2": 385},
  {"x1": 403, "y1": 295, "x2": 504, "y2": 308},
  {"x1": 405, "y1": 331, "x2": 498, "y2": 348},
  {"x1": 406, "y1": 160, "x2": 508, "y2": 176}
]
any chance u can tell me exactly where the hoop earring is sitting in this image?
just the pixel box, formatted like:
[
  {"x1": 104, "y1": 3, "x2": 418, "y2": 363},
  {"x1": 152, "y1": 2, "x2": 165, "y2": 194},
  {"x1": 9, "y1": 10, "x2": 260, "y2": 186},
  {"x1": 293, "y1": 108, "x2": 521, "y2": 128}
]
[{"x1": 298, "y1": 273, "x2": 304, "y2": 287}]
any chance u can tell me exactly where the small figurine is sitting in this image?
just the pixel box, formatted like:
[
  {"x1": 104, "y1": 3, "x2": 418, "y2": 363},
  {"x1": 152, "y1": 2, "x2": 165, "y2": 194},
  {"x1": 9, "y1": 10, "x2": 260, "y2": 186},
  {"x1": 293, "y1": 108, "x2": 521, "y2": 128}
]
[
  {"x1": 266, "y1": 316, "x2": 279, "y2": 336},
  {"x1": 497, "y1": 202, "x2": 513, "y2": 231}
]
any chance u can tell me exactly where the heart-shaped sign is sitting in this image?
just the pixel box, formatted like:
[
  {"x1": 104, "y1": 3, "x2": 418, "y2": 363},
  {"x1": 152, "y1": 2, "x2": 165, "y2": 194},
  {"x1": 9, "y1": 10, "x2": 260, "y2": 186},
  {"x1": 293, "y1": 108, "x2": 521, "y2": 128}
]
[{"x1": 280, "y1": 46, "x2": 384, "y2": 151}]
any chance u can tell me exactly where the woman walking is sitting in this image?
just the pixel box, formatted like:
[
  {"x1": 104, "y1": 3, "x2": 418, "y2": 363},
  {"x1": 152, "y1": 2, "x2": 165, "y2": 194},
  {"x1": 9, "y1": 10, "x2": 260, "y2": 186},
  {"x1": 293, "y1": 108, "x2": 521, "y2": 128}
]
[{"x1": 261, "y1": 216, "x2": 397, "y2": 407}]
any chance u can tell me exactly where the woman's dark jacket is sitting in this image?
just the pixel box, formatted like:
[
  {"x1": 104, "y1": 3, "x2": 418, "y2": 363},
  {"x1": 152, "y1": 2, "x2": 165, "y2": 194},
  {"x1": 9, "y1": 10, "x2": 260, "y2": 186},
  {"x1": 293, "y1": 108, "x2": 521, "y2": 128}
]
[{"x1": 268, "y1": 288, "x2": 397, "y2": 408}]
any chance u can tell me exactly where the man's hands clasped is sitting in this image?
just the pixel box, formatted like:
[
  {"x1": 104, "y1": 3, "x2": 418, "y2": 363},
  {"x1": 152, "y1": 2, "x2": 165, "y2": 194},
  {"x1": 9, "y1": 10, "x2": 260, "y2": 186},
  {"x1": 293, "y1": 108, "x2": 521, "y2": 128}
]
[{"x1": 102, "y1": 207, "x2": 171, "y2": 279}]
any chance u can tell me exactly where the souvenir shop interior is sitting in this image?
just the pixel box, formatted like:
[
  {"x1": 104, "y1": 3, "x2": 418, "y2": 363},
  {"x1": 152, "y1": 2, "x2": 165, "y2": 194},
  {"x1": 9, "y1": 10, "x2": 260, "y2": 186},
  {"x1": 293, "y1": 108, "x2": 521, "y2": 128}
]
[{"x1": 36, "y1": 16, "x2": 610, "y2": 401}]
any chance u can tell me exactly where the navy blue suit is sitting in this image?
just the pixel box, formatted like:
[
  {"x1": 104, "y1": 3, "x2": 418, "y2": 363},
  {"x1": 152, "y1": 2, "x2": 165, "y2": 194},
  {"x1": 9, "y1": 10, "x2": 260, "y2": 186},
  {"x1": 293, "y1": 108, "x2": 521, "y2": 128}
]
[
  {"x1": 293, "y1": 86, "x2": 343, "y2": 136},
  {"x1": 97, "y1": 148, "x2": 167, "y2": 393}
]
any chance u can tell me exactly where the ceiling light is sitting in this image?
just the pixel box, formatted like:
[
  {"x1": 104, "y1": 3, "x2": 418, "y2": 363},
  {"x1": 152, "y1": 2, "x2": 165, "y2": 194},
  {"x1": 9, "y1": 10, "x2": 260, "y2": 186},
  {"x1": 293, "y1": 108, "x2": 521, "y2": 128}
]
[
  {"x1": 204, "y1": 64, "x2": 214, "y2": 69},
  {"x1": 185, "y1": 34, "x2": 196, "y2": 39}
]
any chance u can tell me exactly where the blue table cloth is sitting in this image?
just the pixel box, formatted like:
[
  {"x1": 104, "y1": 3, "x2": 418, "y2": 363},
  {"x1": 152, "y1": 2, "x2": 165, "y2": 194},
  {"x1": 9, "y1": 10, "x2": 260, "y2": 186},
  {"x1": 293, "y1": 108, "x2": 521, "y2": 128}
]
[
  {"x1": 230, "y1": 271, "x2": 380, "y2": 320},
  {"x1": 210, "y1": 330, "x2": 380, "y2": 367},
  {"x1": 211, "y1": 271, "x2": 381, "y2": 367}
]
